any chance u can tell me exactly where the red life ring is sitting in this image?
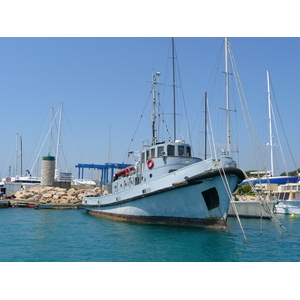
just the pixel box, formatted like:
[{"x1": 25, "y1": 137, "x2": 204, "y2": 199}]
[
  {"x1": 146, "y1": 159, "x2": 154, "y2": 169},
  {"x1": 5, "y1": 177, "x2": 11, "y2": 183}
]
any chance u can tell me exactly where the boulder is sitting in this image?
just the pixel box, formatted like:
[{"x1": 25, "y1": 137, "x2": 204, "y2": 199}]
[
  {"x1": 42, "y1": 193, "x2": 53, "y2": 199},
  {"x1": 13, "y1": 185, "x2": 105, "y2": 204}
]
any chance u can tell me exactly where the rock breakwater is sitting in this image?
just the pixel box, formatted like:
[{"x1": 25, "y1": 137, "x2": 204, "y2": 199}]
[{"x1": 14, "y1": 186, "x2": 106, "y2": 204}]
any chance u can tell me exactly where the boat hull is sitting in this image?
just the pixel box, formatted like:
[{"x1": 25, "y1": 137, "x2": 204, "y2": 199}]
[
  {"x1": 87, "y1": 210, "x2": 227, "y2": 228},
  {"x1": 274, "y1": 201, "x2": 300, "y2": 215},
  {"x1": 81, "y1": 166, "x2": 245, "y2": 229},
  {"x1": 241, "y1": 176, "x2": 299, "y2": 186}
]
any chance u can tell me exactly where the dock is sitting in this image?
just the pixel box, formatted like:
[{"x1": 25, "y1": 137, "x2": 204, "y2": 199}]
[
  {"x1": 228, "y1": 200, "x2": 276, "y2": 219},
  {"x1": 0, "y1": 200, "x2": 10, "y2": 208},
  {"x1": 7, "y1": 199, "x2": 82, "y2": 209}
]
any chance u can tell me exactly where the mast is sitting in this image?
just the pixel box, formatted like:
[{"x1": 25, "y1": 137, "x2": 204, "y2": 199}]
[
  {"x1": 172, "y1": 37, "x2": 176, "y2": 142},
  {"x1": 20, "y1": 136, "x2": 22, "y2": 177},
  {"x1": 15, "y1": 133, "x2": 18, "y2": 177},
  {"x1": 204, "y1": 92, "x2": 208, "y2": 160},
  {"x1": 267, "y1": 70, "x2": 274, "y2": 176},
  {"x1": 151, "y1": 71, "x2": 157, "y2": 145},
  {"x1": 147, "y1": 70, "x2": 161, "y2": 145},
  {"x1": 225, "y1": 37, "x2": 231, "y2": 156},
  {"x1": 49, "y1": 106, "x2": 54, "y2": 155},
  {"x1": 55, "y1": 102, "x2": 63, "y2": 178},
  {"x1": 108, "y1": 124, "x2": 111, "y2": 162}
]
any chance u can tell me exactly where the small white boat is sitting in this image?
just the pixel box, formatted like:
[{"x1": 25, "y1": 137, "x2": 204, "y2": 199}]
[
  {"x1": 80, "y1": 38, "x2": 245, "y2": 229},
  {"x1": 273, "y1": 182, "x2": 300, "y2": 214}
]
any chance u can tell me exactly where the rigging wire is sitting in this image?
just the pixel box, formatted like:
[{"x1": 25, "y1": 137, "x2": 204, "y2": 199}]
[
  {"x1": 62, "y1": 107, "x2": 84, "y2": 164},
  {"x1": 122, "y1": 91, "x2": 151, "y2": 163},
  {"x1": 0, "y1": 136, "x2": 17, "y2": 177},
  {"x1": 228, "y1": 43, "x2": 291, "y2": 236},
  {"x1": 269, "y1": 76, "x2": 298, "y2": 173},
  {"x1": 217, "y1": 161, "x2": 249, "y2": 242},
  {"x1": 175, "y1": 50, "x2": 193, "y2": 148},
  {"x1": 29, "y1": 107, "x2": 60, "y2": 175}
]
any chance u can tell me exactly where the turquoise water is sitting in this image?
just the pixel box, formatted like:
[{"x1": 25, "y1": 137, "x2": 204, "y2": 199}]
[{"x1": 1, "y1": 207, "x2": 299, "y2": 262}]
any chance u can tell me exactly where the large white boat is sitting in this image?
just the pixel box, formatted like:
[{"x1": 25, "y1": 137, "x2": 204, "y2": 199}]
[{"x1": 80, "y1": 38, "x2": 245, "y2": 228}]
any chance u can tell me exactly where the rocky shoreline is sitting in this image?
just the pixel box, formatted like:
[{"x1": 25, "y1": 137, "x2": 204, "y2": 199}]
[{"x1": 14, "y1": 186, "x2": 106, "y2": 204}]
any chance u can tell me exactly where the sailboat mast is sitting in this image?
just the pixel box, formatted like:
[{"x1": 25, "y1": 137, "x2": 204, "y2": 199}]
[
  {"x1": 172, "y1": 37, "x2": 176, "y2": 142},
  {"x1": 108, "y1": 124, "x2": 111, "y2": 162},
  {"x1": 55, "y1": 102, "x2": 63, "y2": 177},
  {"x1": 204, "y1": 92, "x2": 208, "y2": 160},
  {"x1": 49, "y1": 106, "x2": 54, "y2": 155},
  {"x1": 267, "y1": 70, "x2": 274, "y2": 176},
  {"x1": 225, "y1": 37, "x2": 231, "y2": 156},
  {"x1": 20, "y1": 136, "x2": 22, "y2": 177},
  {"x1": 15, "y1": 133, "x2": 18, "y2": 177}
]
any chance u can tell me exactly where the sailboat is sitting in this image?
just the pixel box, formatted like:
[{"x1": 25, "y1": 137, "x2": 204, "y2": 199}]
[
  {"x1": 80, "y1": 38, "x2": 245, "y2": 229},
  {"x1": 241, "y1": 70, "x2": 299, "y2": 186},
  {"x1": 0, "y1": 134, "x2": 41, "y2": 197}
]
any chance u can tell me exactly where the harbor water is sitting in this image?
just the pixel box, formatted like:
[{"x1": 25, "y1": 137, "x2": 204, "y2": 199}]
[{"x1": 1, "y1": 207, "x2": 300, "y2": 262}]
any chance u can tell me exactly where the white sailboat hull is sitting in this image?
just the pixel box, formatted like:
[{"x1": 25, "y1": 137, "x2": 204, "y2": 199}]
[{"x1": 274, "y1": 201, "x2": 300, "y2": 215}]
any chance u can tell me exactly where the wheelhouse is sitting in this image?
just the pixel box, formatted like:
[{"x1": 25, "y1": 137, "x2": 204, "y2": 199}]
[{"x1": 140, "y1": 141, "x2": 193, "y2": 164}]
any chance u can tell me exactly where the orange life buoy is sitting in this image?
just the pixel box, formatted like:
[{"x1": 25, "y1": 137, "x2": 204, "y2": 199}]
[{"x1": 146, "y1": 159, "x2": 154, "y2": 169}]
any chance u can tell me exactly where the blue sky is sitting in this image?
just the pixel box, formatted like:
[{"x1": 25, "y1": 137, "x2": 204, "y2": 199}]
[
  {"x1": 0, "y1": 37, "x2": 299, "y2": 179},
  {"x1": 1, "y1": 1, "x2": 300, "y2": 179}
]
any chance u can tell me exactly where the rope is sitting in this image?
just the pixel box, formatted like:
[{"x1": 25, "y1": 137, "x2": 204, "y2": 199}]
[
  {"x1": 227, "y1": 43, "x2": 291, "y2": 236},
  {"x1": 217, "y1": 162, "x2": 248, "y2": 242}
]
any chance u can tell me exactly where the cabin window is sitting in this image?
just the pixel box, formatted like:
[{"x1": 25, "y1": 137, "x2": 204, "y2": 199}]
[
  {"x1": 167, "y1": 145, "x2": 175, "y2": 156},
  {"x1": 151, "y1": 148, "x2": 155, "y2": 158},
  {"x1": 187, "y1": 146, "x2": 191, "y2": 157},
  {"x1": 178, "y1": 145, "x2": 184, "y2": 156},
  {"x1": 158, "y1": 146, "x2": 164, "y2": 156},
  {"x1": 141, "y1": 152, "x2": 145, "y2": 163},
  {"x1": 146, "y1": 150, "x2": 150, "y2": 160},
  {"x1": 280, "y1": 192, "x2": 289, "y2": 200}
]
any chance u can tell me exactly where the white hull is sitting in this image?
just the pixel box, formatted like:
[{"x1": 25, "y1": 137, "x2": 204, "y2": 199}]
[
  {"x1": 274, "y1": 201, "x2": 300, "y2": 215},
  {"x1": 81, "y1": 157, "x2": 244, "y2": 228}
]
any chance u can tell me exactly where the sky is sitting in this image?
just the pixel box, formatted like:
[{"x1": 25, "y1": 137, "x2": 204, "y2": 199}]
[
  {"x1": 2, "y1": 0, "x2": 298, "y2": 293},
  {"x1": 1, "y1": 2, "x2": 299, "y2": 180},
  {"x1": 0, "y1": 36, "x2": 299, "y2": 180}
]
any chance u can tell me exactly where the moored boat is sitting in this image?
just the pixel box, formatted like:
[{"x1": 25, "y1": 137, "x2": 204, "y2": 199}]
[
  {"x1": 273, "y1": 182, "x2": 300, "y2": 215},
  {"x1": 80, "y1": 38, "x2": 245, "y2": 229}
]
